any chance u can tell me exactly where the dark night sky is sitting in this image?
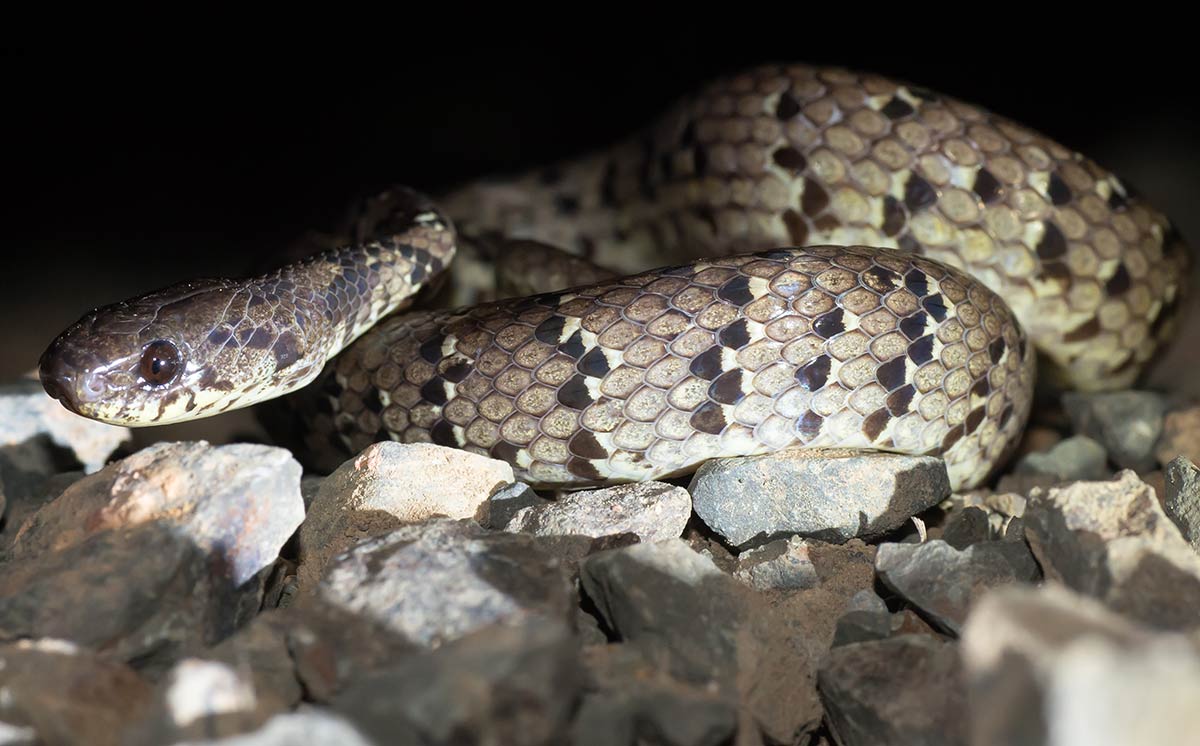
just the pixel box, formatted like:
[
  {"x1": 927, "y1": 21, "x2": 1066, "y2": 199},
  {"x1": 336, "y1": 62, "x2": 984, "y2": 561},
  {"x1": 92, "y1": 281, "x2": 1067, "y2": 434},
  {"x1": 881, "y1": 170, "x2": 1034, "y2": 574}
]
[{"x1": 3, "y1": 38, "x2": 1198, "y2": 446}]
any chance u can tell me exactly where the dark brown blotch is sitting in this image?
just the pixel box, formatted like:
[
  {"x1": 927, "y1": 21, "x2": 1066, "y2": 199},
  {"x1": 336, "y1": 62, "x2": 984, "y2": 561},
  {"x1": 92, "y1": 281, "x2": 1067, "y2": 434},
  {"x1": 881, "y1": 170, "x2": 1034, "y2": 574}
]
[
  {"x1": 1105, "y1": 264, "x2": 1131, "y2": 296},
  {"x1": 795, "y1": 354, "x2": 831, "y2": 391},
  {"x1": 881, "y1": 96, "x2": 915, "y2": 120},
  {"x1": 886, "y1": 384, "x2": 914, "y2": 415},
  {"x1": 972, "y1": 169, "x2": 1003, "y2": 204},
  {"x1": 863, "y1": 407, "x2": 891, "y2": 441},
  {"x1": 1036, "y1": 222, "x2": 1067, "y2": 260},
  {"x1": 813, "y1": 308, "x2": 844, "y2": 339},
  {"x1": 776, "y1": 91, "x2": 801, "y2": 120},
  {"x1": 568, "y1": 457, "x2": 603, "y2": 481},
  {"x1": 941, "y1": 425, "x2": 964, "y2": 452},
  {"x1": 797, "y1": 410, "x2": 823, "y2": 440},
  {"x1": 689, "y1": 401, "x2": 727, "y2": 435},
  {"x1": 558, "y1": 329, "x2": 586, "y2": 359},
  {"x1": 557, "y1": 374, "x2": 593, "y2": 410},
  {"x1": 907, "y1": 335, "x2": 934, "y2": 366},
  {"x1": 922, "y1": 294, "x2": 948, "y2": 322},
  {"x1": 708, "y1": 369, "x2": 745, "y2": 405},
  {"x1": 719, "y1": 319, "x2": 751, "y2": 350},
  {"x1": 577, "y1": 346, "x2": 610, "y2": 378},
  {"x1": 419, "y1": 378, "x2": 448, "y2": 406},
  {"x1": 904, "y1": 174, "x2": 938, "y2": 212},
  {"x1": 430, "y1": 420, "x2": 457, "y2": 448},
  {"x1": 900, "y1": 313, "x2": 927, "y2": 341},
  {"x1": 881, "y1": 196, "x2": 907, "y2": 237},
  {"x1": 535, "y1": 315, "x2": 566, "y2": 345},
  {"x1": 1047, "y1": 173, "x2": 1072, "y2": 206},
  {"x1": 717, "y1": 276, "x2": 753, "y2": 306},
  {"x1": 568, "y1": 430, "x2": 609, "y2": 459},
  {"x1": 783, "y1": 210, "x2": 809, "y2": 245},
  {"x1": 689, "y1": 346, "x2": 725, "y2": 380},
  {"x1": 801, "y1": 178, "x2": 829, "y2": 216},
  {"x1": 773, "y1": 147, "x2": 808, "y2": 173},
  {"x1": 876, "y1": 356, "x2": 907, "y2": 391}
]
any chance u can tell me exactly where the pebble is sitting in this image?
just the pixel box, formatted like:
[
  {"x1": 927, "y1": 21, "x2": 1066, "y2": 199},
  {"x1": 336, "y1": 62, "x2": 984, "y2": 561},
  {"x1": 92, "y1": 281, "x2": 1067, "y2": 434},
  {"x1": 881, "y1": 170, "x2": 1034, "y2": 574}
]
[
  {"x1": 314, "y1": 518, "x2": 572, "y2": 648},
  {"x1": 167, "y1": 708, "x2": 375, "y2": 746},
  {"x1": 818, "y1": 634, "x2": 966, "y2": 746},
  {"x1": 0, "y1": 380, "x2": 130, "y2": 474},
  {"x1": 484, "y1": 482, "x2": 550, "y2": 530},
  {"x1": 733, "y1": 536, "x2": 875, "y2": 595},
  {"x1": 1156, "y1": 402, "x2": 1200, "y2": 468},
  {"x1": 875, "y1": 539, "x2": 1041, "y2": 635},
  {"x1": 1164, "y1": 456, "x2": 1200, "y2": 551},
  {"x1": 579, "y1": 539, "x2": 822, "y2": 743},
  {"x1": 0, "y1": 638, "x2": 151, "y2": 746},
  {"x1": 688, "y1": 450, "x2": 950, "y2": 548},
  {"x1": 961, "y1": 584, "x2": 1200, "y2": 746},
  {"x1": 331, "y1": 618, "x2": 579, "y2": 746},
  {"x1": 1062, "y1": 390, "x2": 1165, "y2": 472},
  {"x1": 503, "y1": 481, "x2": 690, "y2": 542},
  {"x1": 297, "y1": 442, "x2": 513, "y2": 591},
  {"x1": 1024, "y1": 470, "x2": 1200, "y2": 630},
  {"x1": 1014, "y1": 434, "x2": 1109, "y2": 483}
]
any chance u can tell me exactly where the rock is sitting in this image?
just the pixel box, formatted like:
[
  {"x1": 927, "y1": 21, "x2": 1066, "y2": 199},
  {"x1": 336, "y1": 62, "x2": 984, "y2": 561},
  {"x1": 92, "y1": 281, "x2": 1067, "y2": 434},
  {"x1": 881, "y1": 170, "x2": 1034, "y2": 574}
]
[
  {"x1": 503, "y1": 481, "x2": 690, "y2": 542},
  {"x1": 205, "y1": 614, "x2": 304, "y2": 716},
  {"x1": 939, "y1": 506, "x2": 992, "y2": 549},
  {"x1": 1012, "y1": 426, "x2": 1062, "y2": 461},
  {"x1": 1024, "y1": 470, "x2": 1200, "y2": 630},
  {"x1": 332, "y1": 618, "x2": 579, "y2": 746},
  {"x1": 875, "y1": 540, "x2": 1040, "y2": 635},
  {"x1": 0, "y1": 380, "x2": 130, "y2": 474},
  {"x1": 733, "y1": 536, "x2": 875, "y2": 594},
  {"x1": 0, "y1": 723, "x2": 36, "y2": 745},
  {"x1": 0, "y1": 470, "x2": 82, "y2": 551},
  {"x1": 1015, "y1": 435, "x2": 1109, "y2": 482},
  {"x1": 8, "y1": 440, "x2": 303, "y2": 587},
  {"x1": 314, "y1": 518, "x2": 572, "y2": 648},
  {"x1": 125, "y1": 659, "x2": 265, "y2": 745},
  {"x1": 484, "y1": 482, "x2": 550, "y2": 530},
  {"x1": 0, "y1": 522, "x2": 256, "y2": 668},
  {"x1": 0, "y1": 638, "x2": 152, "y2": 746},
  {"x1": 1164, "y1": 456, "x2": 1200, "y2": 551},
  {"x1": 297, "y1": 442, "x2": 512, "y2": 591},
  {"x1": 831, "y1": 607, "x2": 894, "y2": 647},
  {"x1": 1062, "y1": 390, "x2": 1165, "y2": 472},
  {"x1": 689, "y1": 450, "x2": 950, "y2": 548},
  {"x1": 580, "y1": 539, "x2": 822, "y2": 743},
  {"x1": 573, "y1": 644, "x2": 738, "y2": 746},
  {"x1": 818, "y1": 634, "x2": 966, "y2": 746},
  {"x1": 961, "y1": 584, "x2": 1200, "y2": 746},
  {"x1": 1156, "y1": 403, "x2": 1200, "y2": 468},
  {"x1": 166, "y1": 708, "x2": 374, "y2": 745}
]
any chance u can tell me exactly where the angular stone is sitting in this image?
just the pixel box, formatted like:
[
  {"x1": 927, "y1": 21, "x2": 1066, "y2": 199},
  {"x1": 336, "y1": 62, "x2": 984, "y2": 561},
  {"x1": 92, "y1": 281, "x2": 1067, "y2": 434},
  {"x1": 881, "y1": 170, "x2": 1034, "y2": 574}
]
[
  {"x1": 0, "y1": 380, "x2": 130, "y2": 474},
  {"x1": 733, "y1": 536, "x2": 875, "y2": 594},
  {"x1": 961, "y1": 585, "x2": 1200, "y2": 746},
  {"x1": 1062, "y1": 390, "x2": 1165, "y2": 472},
  {"x1": 333, "y1": 619, "x2": 579, "y2": 746},
  {"x1": 163, "y1": 709, "x2": 375, "y2": 746},
  {"x1": 0, "y1": 638, "x2": 152, "y2": 746},
  {"x1": 580, "y1": 539, "x2": 822, "y2": 743},
  {"x1": 875, "y1": 540, "x2": 1041, "y2": 635},
  {"x1": 1164, "y1": 455, "x2": 1200, "y2": 551},
  {"x1": 689, "y1": 450, "x2": 950, "y2": 548},
  {"x1": 484, "y1": 481, "x2": 549, "y2": 530},
  {"x1": 298, "y1": 442, "x2": 513, "y2": 592},
  {"x1": 503, "y1": 481, "x2": 690, "y2": 542},
  {"x1": 314, "y1": 518, "x2": 572, "y2": 648},
  {"x1": 1015, "y1": 435, "x2": 1109, "y2": 482},
  {"x1": 1156, "y1": 403, "x2": 1200, "y2": 468},
  {"x1": 939, "y1": 506, "x2": 992, "y2": 549},
  {"x1": 8, "y1": 441, "x2": 303, "y2": 587},
  {"x1": 818, "y1": 635, "x2": 966, "y2": 746},
  {"x1": 0, "y1": 470, "x2": 82, "y2": 551},
  {"x1": 1024, "y1": 470, "x2": 1200, "y2": 630},
  {"x1": 125, "y1": 659, "x2": 264, "y2": 745}
]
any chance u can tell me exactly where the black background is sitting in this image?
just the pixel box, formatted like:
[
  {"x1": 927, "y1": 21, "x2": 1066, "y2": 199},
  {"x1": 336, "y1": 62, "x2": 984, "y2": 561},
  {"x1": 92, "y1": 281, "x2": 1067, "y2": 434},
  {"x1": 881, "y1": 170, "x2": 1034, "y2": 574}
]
[{"x1": 4, "y1": 37, "x2": 1198, "y2": 443}]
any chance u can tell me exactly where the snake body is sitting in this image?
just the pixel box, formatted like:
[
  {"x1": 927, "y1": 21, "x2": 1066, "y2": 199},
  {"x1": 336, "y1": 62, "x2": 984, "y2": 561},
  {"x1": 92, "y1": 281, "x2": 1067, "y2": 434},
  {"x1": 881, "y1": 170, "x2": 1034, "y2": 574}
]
[{"x1": 38, "y1": 64, "x2": 1188, "y2": 492}]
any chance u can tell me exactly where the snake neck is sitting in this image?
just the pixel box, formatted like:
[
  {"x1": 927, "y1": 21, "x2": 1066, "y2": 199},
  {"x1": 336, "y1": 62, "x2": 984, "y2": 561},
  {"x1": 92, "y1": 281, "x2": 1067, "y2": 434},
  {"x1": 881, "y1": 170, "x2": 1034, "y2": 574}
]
[{"x1": 281, "y1": 186, "x2": 457, "y2": 365}]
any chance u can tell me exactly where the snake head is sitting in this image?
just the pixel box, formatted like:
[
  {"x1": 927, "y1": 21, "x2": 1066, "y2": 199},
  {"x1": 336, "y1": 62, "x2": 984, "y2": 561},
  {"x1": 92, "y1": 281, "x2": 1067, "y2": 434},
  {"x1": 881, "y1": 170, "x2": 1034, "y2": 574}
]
[{"x1": 38, "y1": 277, "x2": 317, "y2": 426}]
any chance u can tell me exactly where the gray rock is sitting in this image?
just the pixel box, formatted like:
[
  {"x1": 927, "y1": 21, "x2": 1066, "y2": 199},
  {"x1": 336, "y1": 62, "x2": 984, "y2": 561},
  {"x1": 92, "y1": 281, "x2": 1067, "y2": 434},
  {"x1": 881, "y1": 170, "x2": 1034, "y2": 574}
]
[
  {"x1": 0, "y1": 638, "x2": 152, "y2": 746},
  {"x1": 0, "y1": 380, "x2": 130, "y2": 474},
  {"x1": 1024, "y1": 470, "x2": 1200, "y2": 630},
  {"x1": 169, "y1": 709, "x2": 374, "y2": 746},
  {"x1": 297, "y1": 441, "x2": 513, "y2": 592},
  {"x1": 1062, "y1": 390, "x2": 1165, "y2": 472},
  {"x1": 0, "y1": 470, "x2": 82, "y2": 551},
  {"x1": 8, "y1": 441, "x2": 303, "y2": 587},
  {"x1": 818, "y1": 634, "x2": 966, "y2": 746},
  {"x1": 875, "y1": 540, "x2": 1041, "y2": 635},
  {"x1": 733, "y1": 536, "x2": 875, "y2": 594},
  {"x1": 126, "y1": 659, "x2": 265, "y2": 745},
  {"x1": 315, "y1": 518, "x2": 572, "y2": 648},
  {"x1": 0, "y1": 522, "x2": 258, "y2": 668},
  {"x1": 485, "y1": 482, "x2": 549, "y2": 530},
  {"x1": 333, "y1": 618, "x2": 579, "y2": 746},
  {"x1": 1015, "y1": 435, "x2": 1109, "y2": 482},
  {"x1": 580, "y1": 539, "x2": 822, "y2": 743},
  {"x1": 503, "y1": 481, "x2": 690, "y2": 542},
  {"x1": 688, "y1": 450, "x2": 950, "y2": 548},
  {"x1": 0, "y1": 723, "x2": 36, "y2": 745},
  {"x1": 831, "y1": 608, "x2": 895, "y2": 647},
  {"x1": 1156, "y1": 403, "x2": 1200, "y2": 468},
  {"x1": 1164, "y1": 455, "x2": 1200, "y2": 551},
  {"x1": 961, "y1": 584, "x2": 1200, "y2": 746},
  {"x1": 939, "y1": 506, "x2": 992, "y2": 549}
]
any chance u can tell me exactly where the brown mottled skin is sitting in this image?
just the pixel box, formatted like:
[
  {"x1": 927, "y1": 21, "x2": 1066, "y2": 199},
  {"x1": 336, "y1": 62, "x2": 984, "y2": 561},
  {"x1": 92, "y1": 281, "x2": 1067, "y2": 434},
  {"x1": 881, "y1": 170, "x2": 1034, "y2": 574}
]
[{"x1": 38, "y1": 64, "x2": 1187, "y2": 492}]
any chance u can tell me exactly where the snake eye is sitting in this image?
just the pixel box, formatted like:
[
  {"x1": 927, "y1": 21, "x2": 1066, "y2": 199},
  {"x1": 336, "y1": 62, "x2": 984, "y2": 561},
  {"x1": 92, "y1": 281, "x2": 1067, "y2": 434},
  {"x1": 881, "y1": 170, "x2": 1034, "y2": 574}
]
[{"x1": 139, "y1": 340, "x2": 182, "y2": 385}]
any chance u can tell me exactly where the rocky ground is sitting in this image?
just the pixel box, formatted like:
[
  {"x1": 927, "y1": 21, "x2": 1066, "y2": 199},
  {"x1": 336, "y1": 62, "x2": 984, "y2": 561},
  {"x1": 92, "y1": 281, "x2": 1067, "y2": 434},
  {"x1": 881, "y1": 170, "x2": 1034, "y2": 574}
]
[{"x1": 1, "y1": 378, "x2": 1199, "y2": 745}]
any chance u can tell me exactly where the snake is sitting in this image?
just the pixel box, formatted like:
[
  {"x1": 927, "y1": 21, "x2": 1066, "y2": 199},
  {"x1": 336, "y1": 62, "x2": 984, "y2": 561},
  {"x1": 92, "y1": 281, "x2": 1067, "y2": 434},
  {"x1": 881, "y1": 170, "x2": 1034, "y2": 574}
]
[{"x1": 37, "y1": 64, "x2": 1188, "y2": 492}]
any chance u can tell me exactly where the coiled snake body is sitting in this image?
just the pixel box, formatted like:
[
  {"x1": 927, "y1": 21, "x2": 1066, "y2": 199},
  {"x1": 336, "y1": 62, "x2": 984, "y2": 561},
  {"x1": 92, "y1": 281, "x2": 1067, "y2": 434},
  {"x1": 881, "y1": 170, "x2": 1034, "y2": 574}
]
[{"x1": 39, "y1": 65, "x2": 1188, "y2": 491}]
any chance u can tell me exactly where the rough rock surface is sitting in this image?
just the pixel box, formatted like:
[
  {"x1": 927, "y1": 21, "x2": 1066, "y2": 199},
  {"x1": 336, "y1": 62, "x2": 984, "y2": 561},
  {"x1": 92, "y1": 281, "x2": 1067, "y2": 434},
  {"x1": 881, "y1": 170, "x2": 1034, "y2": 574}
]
[
  {"x1": 7, "y1": 440, "x2": 303, "y2": 586},
  {"x1": 819, "y1": 634, "x2": 966, "y2": 746},
  {"x1": 314, "y1": 518, "x2": 572, "y2": 648},
  {"x1": 1024, "y1": 470, "x2": 1200, "y2": 630},
  {"x1": 1156, "y1": 403, "x2": 1200, "y2": 468},
  {"x1": 0, "y1": 380, "x2": 130, "y2": 474},
  {"x1": 1164, "y1": 455, "x2": 1200, "y2": 551},
  {"x1": 1062, "y1": 390, "x2": 1165, "y2": 472},
  {"x1": 580, "y1": 539, "x2": 822, "y2": 743},
  {"x1": 0, "y1": 638, "x2": 152, "y2": 746},
  {"x1": 298, "y1": 442, "x2": 513, "y2": 591},
  {"x1": 733, "y1": 536, "x2": 875, "y2": 595},
  {"x1": 167, "y1": 709, "x2": 375, "y2": 746},
  {"x1": 485, "y1": 482, "x2": 550, "y2": 530},
  {"x1": 332, "y1": 619, "x2": 579, "y2": 746},
  {"x1": 961, "y1": 584, "x2": 1200, "y2": 746},
  {"x1": 875, "y1": 539, "x2": 1041, "y2": 635},
  {"x1": 689, "y1": 449, "x2": 950, "y2": 547},
  {"x1": 1014, "y1": 435, "x2": 1109, "y2": 483},
  {"x1": 503, "y1": 481, "x2": 690, "y2": 542}
]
